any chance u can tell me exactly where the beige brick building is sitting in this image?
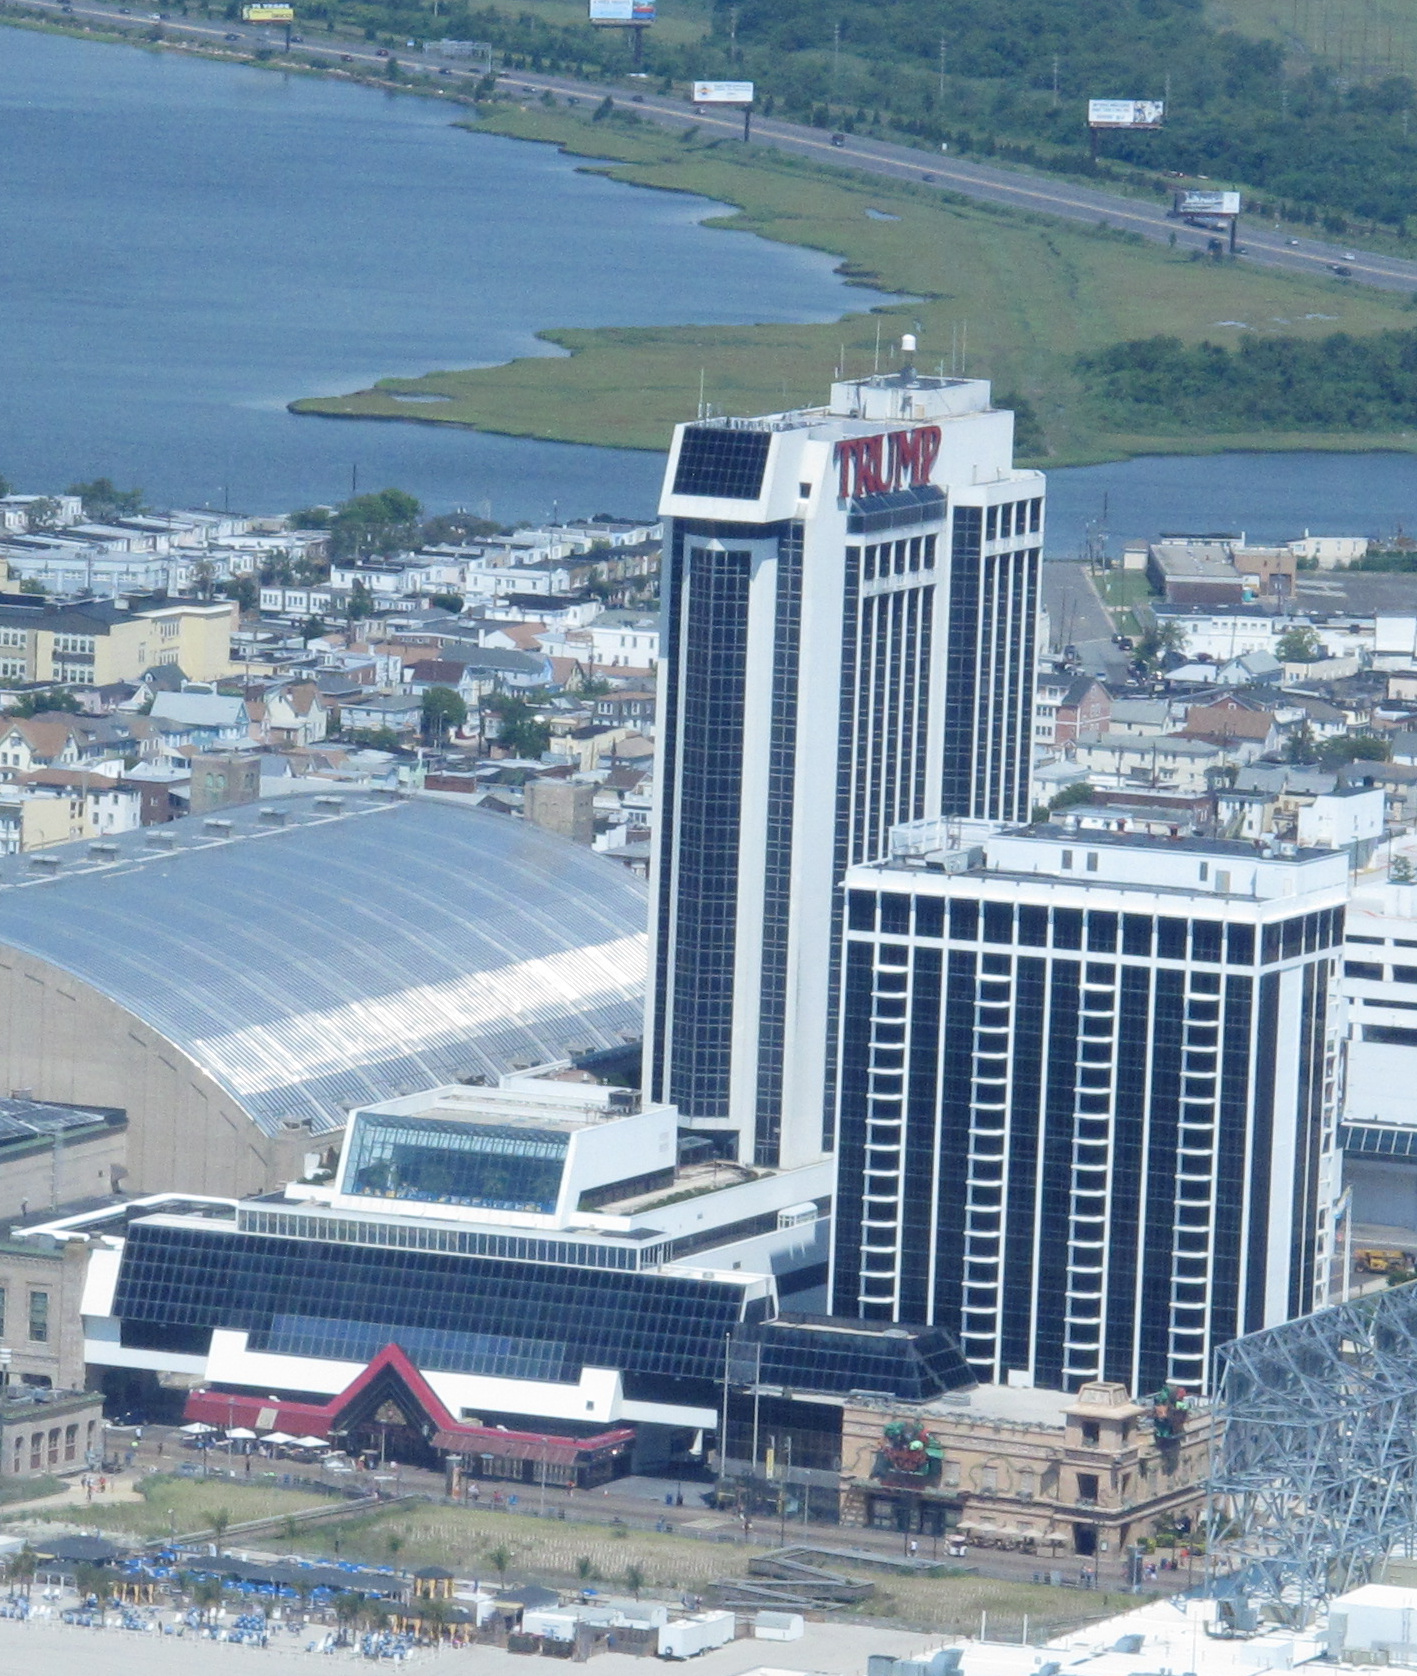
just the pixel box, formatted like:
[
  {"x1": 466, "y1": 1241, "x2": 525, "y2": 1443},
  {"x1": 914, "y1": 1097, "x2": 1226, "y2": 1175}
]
[
  {"x1": 0, "y1": 597, "x2": 236, "y2": 689},
  {"x1": 839, "y1": 1380, "x2": 1212, "y2": 1560}
]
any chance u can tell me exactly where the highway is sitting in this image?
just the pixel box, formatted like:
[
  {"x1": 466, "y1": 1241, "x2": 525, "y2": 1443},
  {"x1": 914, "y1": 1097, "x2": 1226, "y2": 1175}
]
[{"x1": 15, "y1": 0, "x2": 1417, "y2": 297}]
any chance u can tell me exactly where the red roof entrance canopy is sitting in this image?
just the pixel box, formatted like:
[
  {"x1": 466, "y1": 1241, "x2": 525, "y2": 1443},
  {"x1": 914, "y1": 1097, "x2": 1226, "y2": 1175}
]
[{"x1": 184, "y1": 1343, "x2": 634, "y2": 1463}]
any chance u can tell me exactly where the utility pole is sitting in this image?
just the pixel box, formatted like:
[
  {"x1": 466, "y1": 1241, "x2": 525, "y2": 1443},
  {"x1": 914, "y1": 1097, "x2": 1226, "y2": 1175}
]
[
  {"x1": 940, "y1": 37, "x2": 948, "y2": 103},
  {"x1": 833, "y1": 19, "x2": 841, "y2": 92},
  {"x1": 1052, "y1": 53, "x2": 1059, "y2": 107}
]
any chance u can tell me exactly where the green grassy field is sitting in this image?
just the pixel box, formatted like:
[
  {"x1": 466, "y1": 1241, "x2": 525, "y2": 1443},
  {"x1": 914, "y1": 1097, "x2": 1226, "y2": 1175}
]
[
  {"x1": 304, "y1": 1501, "x2": 1129, "y2": 1637},
  {"x1": 290, "y1": 103, "x2": 1417, "y2": 464},
  {"x1": 1208, "y1": 0, "x2": 1417, "y2": 80},
  {"x1": 69, "y1": 1474, "x2": 345, "y2": 1540}
]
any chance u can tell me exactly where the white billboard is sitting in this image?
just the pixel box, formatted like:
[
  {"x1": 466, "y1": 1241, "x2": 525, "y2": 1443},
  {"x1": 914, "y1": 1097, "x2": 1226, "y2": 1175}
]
[
  {"x1": 1087, "y1": 98, "x2": 1165, "y2": 129},
  {"x1": 589, "y1": 0, "x2": 655, "y2": 20},
  {"x1": 692, "y1": 80, "x2": 754, "y2": 105},
  {"x1": 1178, "y1": 190, "x2": 1242, "y2": 216}
]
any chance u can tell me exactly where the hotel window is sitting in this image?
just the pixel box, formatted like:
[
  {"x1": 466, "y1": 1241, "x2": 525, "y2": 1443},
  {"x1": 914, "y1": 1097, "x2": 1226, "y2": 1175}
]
[
  {"x1": 28, "y1": 1289, "x2": 48, "y2": 1343},
  {"x1": 64, "y1": 1424, "x2": 77, "y2": 1462}
]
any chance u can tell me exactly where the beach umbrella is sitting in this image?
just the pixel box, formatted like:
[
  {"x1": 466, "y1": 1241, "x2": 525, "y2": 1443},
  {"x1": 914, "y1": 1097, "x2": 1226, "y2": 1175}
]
[
  {"x1": 293, "y1": 1436, "x2": 329, "y2": 1448},
  {"x1": 225, "y1": 1427, "x2": 258, "y2": 1440},
  {"x1": 262, "y1": 1432, "x2": 297, "y2": 1445},
  {"x1": 179, "y1": 1422, "x2": 217, "y2": 1434}
]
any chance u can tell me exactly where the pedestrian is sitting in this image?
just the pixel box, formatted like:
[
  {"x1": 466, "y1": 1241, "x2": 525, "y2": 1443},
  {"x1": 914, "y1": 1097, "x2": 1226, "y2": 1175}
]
[
  {"x1": 156, "y1": 1439, "x2": 163, "y2": 1458},
  {"x1": 99, "y1": 1475, "x2": 107, "y2": 1494},
  {"x1": 908, "y1": 1538, "x2": 919, "y2": 1559}
]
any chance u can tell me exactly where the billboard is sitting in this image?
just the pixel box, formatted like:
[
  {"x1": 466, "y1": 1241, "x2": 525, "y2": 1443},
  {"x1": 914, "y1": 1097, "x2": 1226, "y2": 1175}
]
[
  {"x1": 589, "y1": 0, "x2": 655, "y2": 21},
  {"x1": 1087, "y1": 98, "x2": 1165, "y2": 129},
  {"x1": 241, "y1": 3, "x2": 294, "y2": 18},
  {"x1": 692, "y1": 80, "x2": 754, "y2": 104},
  {"x1": 1178, "y1": 190, "x2": 1242, "y2": 216}
]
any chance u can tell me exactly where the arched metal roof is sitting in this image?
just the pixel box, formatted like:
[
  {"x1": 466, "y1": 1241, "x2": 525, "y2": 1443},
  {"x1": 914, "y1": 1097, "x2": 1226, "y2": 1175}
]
[{"x1": 0, "y1": 794, "x2": 647, "y2": 1134}]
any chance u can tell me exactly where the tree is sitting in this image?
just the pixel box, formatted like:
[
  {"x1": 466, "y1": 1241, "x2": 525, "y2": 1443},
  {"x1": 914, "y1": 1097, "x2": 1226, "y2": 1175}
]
[
  {"x1": 1048, "y1": 780, "x2": 1094, "y2": 814},
  {"x1": 287, "y1": 505, "x2": 333, "y2": 531},
  {"x1": 328, "y1": 489, "x2": 422, "y2": 560},
  {"x1": 419, "y1": 1596, "x2": 452, "y2": 1643},
  {"x1": 422, "y1": 685, "x2": 467, "y2": 742},
  {"x1": 11, "y1": 689, "x2": 82, "y2": 717},
  {"x1": 208, "y1": 1506, "x2": 231, "y2": 1549},
  {"x1": 347, "y1": 579, "x2": 376, "y2": 622},
  {"x1": 1284, "y1": 721, "x2": 1318, "y2": 763},
  {"x1": 221, "y1": 575, "x2": 259, "y2": 613},
  {"x1": 299, "y1": 614, "x2": 327, "y2": 644},
  {"x1": 1275, "y1": 625, "x2": 1323, "y2": 663},
  {"x1": 624, "y1": 1563, "x2": 645, "y2": 1600},
  {"x1": 26, "y1": 496, "x2": 62, "y2": 529},
  {"x1": 428, "y1": 592, "x2": 464, "y2": 614},
  {"x1": 386, "y1": 1531, "x2": 404, "y2": 1559},
  {"x1": 191, "y1": 1576, "x2": 225, "y2": 1623},
  {"x1": 575, "y1": 1556, "x2": 594, "y2": 1582},
  {"x1": 1135, "y1": 618, "x2": 1185, "y2": 670},
  {"x1": 486, "y1": 1544, "x2": 513, "y2": 1586},
  {"x1": 1318, "y1": 730, "x2": 1391, "y2": 767},
  {"x1": 7, "y1": 1545, "x2": 36, "y2": 1597},
  {"x1": 67, "y1": 478, "x2": 145, "y2": 520},
  {"x1": 421, "y1": 512, "x2": 503, "y2": 545},
  {"x1": 17, "y1": 579, "x2": 45, "y2": 597},
  {"x1": 333, "y1": 1590, "x2": 365, "y2": 1634},
  {"x1": 483, "y1": 694, "x2": 550, "y2": 759},
  {"x1": 0, "y1": 473, "x2": 9, "y2": 498}
]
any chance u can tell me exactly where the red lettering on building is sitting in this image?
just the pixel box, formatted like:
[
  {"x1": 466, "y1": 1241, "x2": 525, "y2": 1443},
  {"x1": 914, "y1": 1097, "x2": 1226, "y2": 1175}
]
[{"x1": 833, "y1": 425, "x2": 942, "y2": 500}]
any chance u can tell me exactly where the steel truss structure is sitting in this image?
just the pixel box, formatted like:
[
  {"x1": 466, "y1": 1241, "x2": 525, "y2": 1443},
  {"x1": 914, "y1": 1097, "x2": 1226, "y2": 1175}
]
[{"x1": 1208, "y1": 1282, "x2": 1417, "y2": 1622}]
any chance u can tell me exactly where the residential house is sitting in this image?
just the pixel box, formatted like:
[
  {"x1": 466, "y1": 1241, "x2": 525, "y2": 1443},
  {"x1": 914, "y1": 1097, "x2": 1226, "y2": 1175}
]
[
  {"x1": 343, "y1": 692, "x2": 424, "y2": 736},
  {"x1": 14, "y1": 768, "x2": 144, "y2": 841},
  {"x1": 148, "y1": 690, "x2": 250, "y2": 745},
  {"x1": 1179, "y1": 692, "x2": 1283, "y2": 757},
  {"x1": 251, "y1": 683, "x2": 328, "y2": 749},
  {"x1": 1105, "y1": 698, "x2": 1173, "y2": 738},
  {"x1": 1071, "y1": 734, "x2": 1229, "y2": 796}
]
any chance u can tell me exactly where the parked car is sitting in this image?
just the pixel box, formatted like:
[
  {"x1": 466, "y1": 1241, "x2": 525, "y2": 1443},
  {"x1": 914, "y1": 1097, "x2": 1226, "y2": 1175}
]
[{"x1": 830, "y1": 132, "x2": 846, "y2": 147}]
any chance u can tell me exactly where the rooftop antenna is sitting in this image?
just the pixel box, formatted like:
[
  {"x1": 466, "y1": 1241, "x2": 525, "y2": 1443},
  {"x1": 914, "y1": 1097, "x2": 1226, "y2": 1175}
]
[{"x1": 961, "y1": 319, "x2": 968, "y2": 375}]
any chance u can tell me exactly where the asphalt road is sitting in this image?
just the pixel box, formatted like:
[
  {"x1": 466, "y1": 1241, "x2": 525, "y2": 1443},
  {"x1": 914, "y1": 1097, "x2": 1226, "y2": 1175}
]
[{"x1": 15, "y1": 0, "x2": 1417, "y2": 298}]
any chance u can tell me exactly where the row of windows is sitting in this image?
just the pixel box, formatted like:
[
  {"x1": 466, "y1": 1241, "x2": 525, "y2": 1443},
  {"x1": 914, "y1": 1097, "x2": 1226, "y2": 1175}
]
[
  {"x1": 113, "y1": 1223, "x2": 754, "y2": 1384},
  {"x1": 11, "y1": 1420, "x2": 92, "y2": 1473},
  {"x1": 856, "y1": 535, "x2": 937, "y2": 580},
  {"x1": 986, "y1": 499, "x2": 1042, "y2": 542},
  {"x1": 235, "y1": 1209, "x2": 657, "y2": 1271},
  {"x1": 848, "y1": 892, "x2": 1343, "y2": 966},
  {"x1": 0, "y1": 1287, "x2": 49, "y2": 1343},
  {"x1": 1345, "y1": 961, "x2": 1417, "y2": 985}
]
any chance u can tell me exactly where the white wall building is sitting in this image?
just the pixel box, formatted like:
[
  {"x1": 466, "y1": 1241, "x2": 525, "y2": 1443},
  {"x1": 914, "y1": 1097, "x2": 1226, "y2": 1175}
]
[{"x1": 647, "y1": 371, "x2": 1045, "y2": 1171}]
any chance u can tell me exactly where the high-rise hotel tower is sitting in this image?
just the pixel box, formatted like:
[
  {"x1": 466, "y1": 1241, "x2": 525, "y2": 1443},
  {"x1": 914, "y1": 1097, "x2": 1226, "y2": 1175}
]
[{"x1": 646, "y1": 372, "x2": 1044, "y2": 1170}]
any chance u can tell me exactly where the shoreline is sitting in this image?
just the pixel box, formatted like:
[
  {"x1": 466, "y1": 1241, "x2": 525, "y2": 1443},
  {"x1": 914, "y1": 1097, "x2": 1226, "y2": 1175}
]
[{"x1": 10, "y1": 10, "x2": 1417, "y2": 473}]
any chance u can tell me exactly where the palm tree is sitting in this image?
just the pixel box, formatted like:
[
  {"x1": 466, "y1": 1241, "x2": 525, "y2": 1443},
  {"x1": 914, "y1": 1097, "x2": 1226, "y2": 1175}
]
[
  {"x1": 419, "y1": 1596, "x2": 452, "y2": 1644},
  {"x1": 575, "y1": 1556, "x2": 594, "y2": 1583},
  {"x1": 486, "y1": 1543, "x2": 513, "y2": 1588},
  {"x1": 7, "y1": 1545, "x2": 36, "y2": 1598},
  {"x1": 386, "y1": 1531, "x2": 404, "y2": 1560},
  {"x1": 208, "y1": 1506, "x2": 231, "y2": 1549},
  {"x1": 333, "y1": 1590, "x2": 365, "y2": 1635},
  {"x1": 191, "y1": 1576, "x2": 225, "y2": 1624},
  {"x1": 624, "y1": 1563, "x2": 645, "y2": 1601}
]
